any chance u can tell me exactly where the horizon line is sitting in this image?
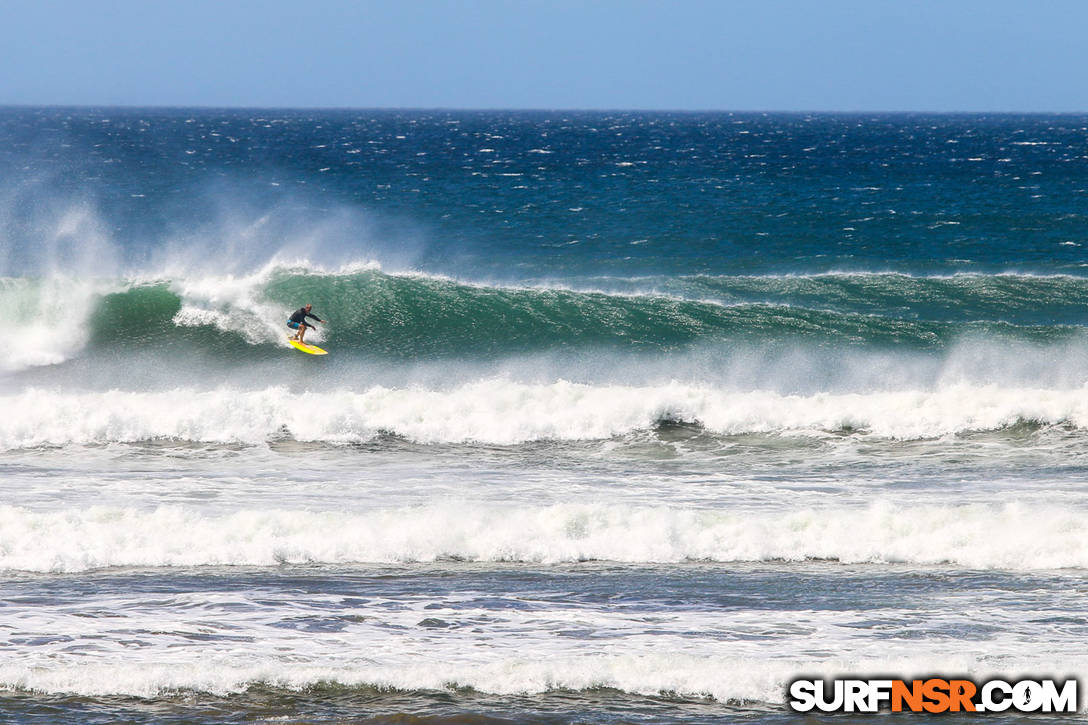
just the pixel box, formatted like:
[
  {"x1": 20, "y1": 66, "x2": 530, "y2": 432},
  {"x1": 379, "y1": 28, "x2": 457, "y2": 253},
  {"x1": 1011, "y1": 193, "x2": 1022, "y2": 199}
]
[{"x1": 1, "y1": 103, "x2": 1086, "y2": 115}]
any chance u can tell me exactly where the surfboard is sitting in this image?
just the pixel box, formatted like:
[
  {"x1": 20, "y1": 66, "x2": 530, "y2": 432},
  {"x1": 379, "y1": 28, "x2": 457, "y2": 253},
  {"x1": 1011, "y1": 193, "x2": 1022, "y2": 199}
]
[{"x1": 287, "y1": 339, "x2": 328, "y2": 355}]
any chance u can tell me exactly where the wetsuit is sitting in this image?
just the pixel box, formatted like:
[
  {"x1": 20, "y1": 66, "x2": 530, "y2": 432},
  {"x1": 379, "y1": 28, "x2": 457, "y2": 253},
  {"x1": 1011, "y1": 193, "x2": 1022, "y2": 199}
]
[{"x1": 287, "y1": 307, "x2": 323, "y2": 330}]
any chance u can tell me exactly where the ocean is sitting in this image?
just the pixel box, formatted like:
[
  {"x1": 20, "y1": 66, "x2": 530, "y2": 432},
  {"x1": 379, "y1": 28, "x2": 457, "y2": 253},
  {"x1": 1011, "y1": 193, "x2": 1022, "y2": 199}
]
[{"x1": 1, "y1": 108, "x2": 1087, "y2": 723}]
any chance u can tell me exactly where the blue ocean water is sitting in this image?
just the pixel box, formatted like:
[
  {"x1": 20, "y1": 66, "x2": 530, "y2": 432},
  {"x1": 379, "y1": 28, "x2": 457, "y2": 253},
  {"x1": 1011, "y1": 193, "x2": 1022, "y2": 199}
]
[{"x1": 1, "y1": 108, "x2": 1088, "y2": 723}]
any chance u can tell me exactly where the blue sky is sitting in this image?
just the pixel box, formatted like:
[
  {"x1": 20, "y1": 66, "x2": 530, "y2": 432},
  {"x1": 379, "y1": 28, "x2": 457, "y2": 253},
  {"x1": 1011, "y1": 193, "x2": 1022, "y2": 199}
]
[{"x1": 1, "y1": 0, "x2": 1084, "y2": 111}]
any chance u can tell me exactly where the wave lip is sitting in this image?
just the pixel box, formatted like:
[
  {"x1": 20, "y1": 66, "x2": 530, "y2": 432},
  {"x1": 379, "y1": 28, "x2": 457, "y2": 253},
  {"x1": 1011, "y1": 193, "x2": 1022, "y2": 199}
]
[
  {"x1": 3, "y1": 382, "x2": 1088, "y2": 449},
  {"x1": 2, "y1": 501, "x2": 1086, "y2": 573}
]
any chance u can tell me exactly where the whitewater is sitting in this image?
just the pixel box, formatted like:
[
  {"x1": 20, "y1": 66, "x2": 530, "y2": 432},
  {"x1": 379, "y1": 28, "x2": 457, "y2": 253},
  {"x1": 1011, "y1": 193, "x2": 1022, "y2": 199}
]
[{"x1": 2, "y1": 108, "x2": 1088, "y2": 724}]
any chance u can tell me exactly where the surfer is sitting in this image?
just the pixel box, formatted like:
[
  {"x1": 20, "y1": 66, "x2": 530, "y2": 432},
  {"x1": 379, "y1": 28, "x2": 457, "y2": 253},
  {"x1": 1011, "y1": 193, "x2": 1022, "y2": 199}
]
[{"x1": 287, "y1": 304, "x2": 324, "y2": 344}]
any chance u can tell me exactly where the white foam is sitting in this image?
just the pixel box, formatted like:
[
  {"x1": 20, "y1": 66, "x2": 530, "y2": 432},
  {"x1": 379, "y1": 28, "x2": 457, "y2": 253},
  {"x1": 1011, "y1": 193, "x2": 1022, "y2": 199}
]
[
  {"x1": 1, "y1": 501, "x2": 1086, "y2": 573},
  {"x1": 0, "y1": 591, "x2": 1082, "y2": 701},
  {"x1": 159, "y1": 257, "x2": 389, "y2": 345},
  {"x1": 0, "y1": 654, "x2": 1003, "y2": 702},
  {"x1": 3, "y1": 380, "x2": 1088, "y2": 448}
]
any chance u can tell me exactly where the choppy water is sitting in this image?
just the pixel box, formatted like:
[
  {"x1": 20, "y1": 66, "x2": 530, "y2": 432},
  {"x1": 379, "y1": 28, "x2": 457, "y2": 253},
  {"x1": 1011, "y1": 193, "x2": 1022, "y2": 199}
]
[{"x1": 2, "y1": 108, "x2": 1088, "y2": 723}]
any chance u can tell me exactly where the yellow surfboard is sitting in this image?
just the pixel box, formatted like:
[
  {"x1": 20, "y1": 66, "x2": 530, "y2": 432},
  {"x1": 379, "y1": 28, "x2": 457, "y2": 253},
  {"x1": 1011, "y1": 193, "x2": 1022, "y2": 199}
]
[{"x1": 287, "y1": 339, "x2": 328, "y2": 355}]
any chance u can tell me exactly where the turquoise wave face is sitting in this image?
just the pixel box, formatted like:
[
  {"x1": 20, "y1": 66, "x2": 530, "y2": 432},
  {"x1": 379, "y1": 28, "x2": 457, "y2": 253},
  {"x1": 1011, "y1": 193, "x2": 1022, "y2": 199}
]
[{"x1": 65, "y1": 270, "x2": 1088, "y2": 360}]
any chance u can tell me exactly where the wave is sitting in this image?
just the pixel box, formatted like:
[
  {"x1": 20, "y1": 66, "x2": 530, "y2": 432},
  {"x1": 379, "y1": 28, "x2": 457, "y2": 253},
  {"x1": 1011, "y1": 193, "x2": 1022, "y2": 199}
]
[
  {"x1": 1, "y1": 653, "x2": 1067, "y2": 704},
  {"x1": 59, "y1": 271, "x2": 972, "y2": 357},
  {"x1": 543, "y1": 270, "x2": 1088, "y2": 325},
  {"x1": 2, "y1": 654, "x2": 1051, "y2": 705},
  {"x1": 3, "y1": 381, "x2": 1088, "y2": 448},
  {"x1": 677, "y1": 271, "x2": 1088, "y2": 326},
  {"x1": 5, "y1": 267, "x2": 1088, "y2": 372},
  {"x1": 2, "y1": 501, "x2": 1086, "y2": 573},
  {"x1": 0, "y1": 656, "x2": 790, "y2": 703}
]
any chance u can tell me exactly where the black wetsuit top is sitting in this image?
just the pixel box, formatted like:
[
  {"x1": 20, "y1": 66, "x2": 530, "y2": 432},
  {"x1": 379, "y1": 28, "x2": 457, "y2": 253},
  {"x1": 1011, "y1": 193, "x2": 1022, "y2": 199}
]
[{"x1": 289, "y1": 308, "x2": 323, "y2": 325}]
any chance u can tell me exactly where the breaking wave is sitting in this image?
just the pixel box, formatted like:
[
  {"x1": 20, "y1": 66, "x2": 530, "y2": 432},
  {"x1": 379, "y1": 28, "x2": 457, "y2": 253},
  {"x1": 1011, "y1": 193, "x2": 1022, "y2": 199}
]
[
  {"x1": 4, "y1": 380, "x2": 1088, "y2": 448},
  {"x1": 3, "y1": 266, "x2": 1088, "y2": 374},
  {"x1": 2, "y1": 501, "x2": 1085, "y2": 573}
]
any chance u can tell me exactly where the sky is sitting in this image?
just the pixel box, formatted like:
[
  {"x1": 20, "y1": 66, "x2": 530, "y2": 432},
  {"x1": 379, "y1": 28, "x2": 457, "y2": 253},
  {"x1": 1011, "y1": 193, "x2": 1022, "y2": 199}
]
[{"x1": 0, "y1": 0, "x2": 1085, "y2": 112}]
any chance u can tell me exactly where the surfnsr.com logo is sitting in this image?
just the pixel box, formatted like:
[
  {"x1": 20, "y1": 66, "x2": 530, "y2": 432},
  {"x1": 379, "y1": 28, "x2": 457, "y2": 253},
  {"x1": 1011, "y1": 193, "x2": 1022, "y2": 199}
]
[{"x1": 788, "y1": 678, "x2": 1079, "y2": 714}]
